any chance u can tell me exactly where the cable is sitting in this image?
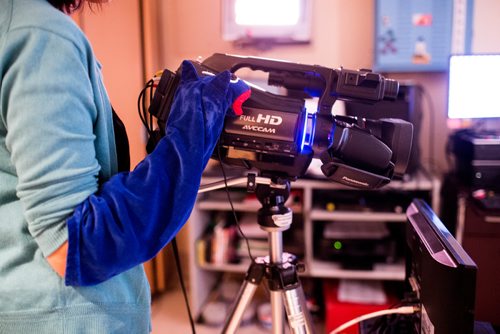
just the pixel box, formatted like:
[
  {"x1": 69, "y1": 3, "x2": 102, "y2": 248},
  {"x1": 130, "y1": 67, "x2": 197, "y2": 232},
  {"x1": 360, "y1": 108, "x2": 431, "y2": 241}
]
[
  {"x1": 137, "y1": 74, "x2": 197, "y2": 332},
  {"x1": 148, "y1": 77, "x2": 155, "y2": 132},
  {"x1": 367, "y1": 296, "x2": 418, "y2": 332},
  {"x1": 171, "y1": 237, "x2": 197, "y2": 334},
  {"x1": 329, "y1": 305, "x2": 419, "y2": 334},
  {"x1": 137, "y1": 79, "x2": 155, "y2": 135},
  {"x1": 216, "y1": 145, "x2": 255, "y2": 261},
  {"x1": 415, "y1": 84, "x2": 439, "y2": 175}
]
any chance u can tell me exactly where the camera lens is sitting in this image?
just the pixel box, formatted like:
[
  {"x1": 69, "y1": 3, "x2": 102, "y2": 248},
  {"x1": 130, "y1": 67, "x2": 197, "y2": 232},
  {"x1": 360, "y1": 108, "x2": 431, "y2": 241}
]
[{"x1": 383, "y1": 79, "x2": 399, "y2": 100}]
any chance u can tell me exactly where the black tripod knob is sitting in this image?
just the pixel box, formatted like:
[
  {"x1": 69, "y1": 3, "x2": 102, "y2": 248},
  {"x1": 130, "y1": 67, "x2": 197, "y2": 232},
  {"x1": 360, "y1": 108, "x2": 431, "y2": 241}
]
[{"x1": 256, "y1": 180, "x2": 292, "y2": 229}]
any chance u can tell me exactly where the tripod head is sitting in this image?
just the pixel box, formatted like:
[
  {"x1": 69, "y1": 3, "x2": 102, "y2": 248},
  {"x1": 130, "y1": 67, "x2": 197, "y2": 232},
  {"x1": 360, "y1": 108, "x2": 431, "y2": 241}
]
[
  {"x1": 255, "y1": 177, "x2": 292, "y2": 232},
  {"x1": 198, "y1": 174, "x2": 295, "y2": 232}
]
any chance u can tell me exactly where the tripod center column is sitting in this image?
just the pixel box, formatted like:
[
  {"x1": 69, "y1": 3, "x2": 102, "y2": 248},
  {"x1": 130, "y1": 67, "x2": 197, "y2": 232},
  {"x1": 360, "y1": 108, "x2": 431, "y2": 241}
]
[{"x1": 269, "y1": 229, "x2": 284, "y2": 263}]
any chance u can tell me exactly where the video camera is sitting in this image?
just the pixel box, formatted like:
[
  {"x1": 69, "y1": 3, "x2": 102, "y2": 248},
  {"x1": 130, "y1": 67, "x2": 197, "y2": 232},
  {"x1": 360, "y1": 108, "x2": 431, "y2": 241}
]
[{"x1": 145, "y1": 53, "x2": 413, "y2": 189}]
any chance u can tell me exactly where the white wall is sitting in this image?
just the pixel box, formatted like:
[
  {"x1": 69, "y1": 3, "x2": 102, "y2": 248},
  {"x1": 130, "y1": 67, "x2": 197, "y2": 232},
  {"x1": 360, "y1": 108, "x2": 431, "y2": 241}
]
[
  {"x1": 155, "y1": 0, "x2": 500, "y2": 174},
  {"x1": 74, "y1": 1, "x2": 146, "y2": 168},
  {"x1": 157, "y1": 0, "x2": 374, "y2": 70},
  {"x1": 472, "y1": 0, "x2": 500, "y2": 53}
]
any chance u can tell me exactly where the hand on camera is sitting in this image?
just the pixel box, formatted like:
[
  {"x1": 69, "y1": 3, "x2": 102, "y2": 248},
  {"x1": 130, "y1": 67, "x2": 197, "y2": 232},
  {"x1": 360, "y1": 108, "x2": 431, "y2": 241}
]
[
  {"x1": 165, "y1": 60, "x2": 250, "y2": 163},
  {"x1": 175, "y1": 60, "x2": 250, "y2": 115}
]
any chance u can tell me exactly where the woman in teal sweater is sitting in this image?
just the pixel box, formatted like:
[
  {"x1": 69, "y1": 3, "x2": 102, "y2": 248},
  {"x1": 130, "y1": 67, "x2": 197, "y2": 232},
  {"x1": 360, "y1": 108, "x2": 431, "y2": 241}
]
[{"x1": 0, "y1": 0, "x2": 249, "y2": 332}]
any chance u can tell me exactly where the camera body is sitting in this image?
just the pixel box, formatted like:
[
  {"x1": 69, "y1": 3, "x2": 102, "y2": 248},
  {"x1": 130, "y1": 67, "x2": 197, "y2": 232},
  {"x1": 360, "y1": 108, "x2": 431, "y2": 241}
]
[
  {"x1": 148, "y1": 53, "x2": 413, "y2": 189},
  {"x1": 219, "y1": 101, "x2": 313, "y2": 179}
]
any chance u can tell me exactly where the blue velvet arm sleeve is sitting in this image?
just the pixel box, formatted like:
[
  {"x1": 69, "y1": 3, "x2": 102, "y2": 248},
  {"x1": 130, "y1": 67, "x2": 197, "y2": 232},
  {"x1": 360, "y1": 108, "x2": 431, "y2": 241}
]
[{"x1": 65, "y1": 61, "x2": 250, "y2": 286}]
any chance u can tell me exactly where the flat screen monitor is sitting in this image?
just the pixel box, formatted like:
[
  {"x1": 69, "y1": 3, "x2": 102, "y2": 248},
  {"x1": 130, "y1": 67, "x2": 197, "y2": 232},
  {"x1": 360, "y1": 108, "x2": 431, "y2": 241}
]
[
  {"x1": 406, "y1": 199, "x2": 477, "y2": 334},
  {"x1": 447, "y1": 54, "x2": 500, "y2": 120}
]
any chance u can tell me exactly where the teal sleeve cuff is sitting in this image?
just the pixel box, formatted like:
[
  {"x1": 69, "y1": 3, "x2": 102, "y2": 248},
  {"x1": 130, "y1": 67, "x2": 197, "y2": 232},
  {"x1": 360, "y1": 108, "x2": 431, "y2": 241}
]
[{"x1": 35, "y1": 223, "x2": 68, "y2": 257}]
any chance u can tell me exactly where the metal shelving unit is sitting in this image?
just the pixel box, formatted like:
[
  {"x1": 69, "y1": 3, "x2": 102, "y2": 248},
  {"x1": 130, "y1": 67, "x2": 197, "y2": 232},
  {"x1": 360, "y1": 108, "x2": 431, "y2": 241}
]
[{"x1": 187, "y1": 170, "x2": 440, "y2": 318}]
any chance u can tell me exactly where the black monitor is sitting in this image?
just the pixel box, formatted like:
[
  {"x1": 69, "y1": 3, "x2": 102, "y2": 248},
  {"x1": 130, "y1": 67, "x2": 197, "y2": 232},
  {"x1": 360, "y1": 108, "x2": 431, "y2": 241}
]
[{"x1": 406, "y1": 199, "x2": 477, "y2": 334}]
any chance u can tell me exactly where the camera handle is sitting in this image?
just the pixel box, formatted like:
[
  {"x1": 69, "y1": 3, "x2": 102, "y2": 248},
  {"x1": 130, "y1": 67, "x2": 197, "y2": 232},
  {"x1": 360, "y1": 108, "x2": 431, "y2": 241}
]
[{"x1": 198, "y1": 174, "x2": 315, "y2": 334}]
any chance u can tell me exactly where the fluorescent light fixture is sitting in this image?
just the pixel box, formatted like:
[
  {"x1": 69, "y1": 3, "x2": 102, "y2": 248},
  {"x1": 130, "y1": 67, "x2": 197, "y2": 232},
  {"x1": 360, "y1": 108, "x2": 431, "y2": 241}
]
[
  {"x1": 234, "y1": 0, "x2": 300, "y2": 26},
  {"x1": 222, "y1": 0, "x2": 312, "y2": 44}
]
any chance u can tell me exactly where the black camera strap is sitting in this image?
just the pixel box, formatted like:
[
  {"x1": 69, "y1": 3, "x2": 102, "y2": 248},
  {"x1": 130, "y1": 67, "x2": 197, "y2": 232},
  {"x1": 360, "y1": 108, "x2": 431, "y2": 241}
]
[{"x1": 112, "y1": 106, "x2": 131, "y2": 172}]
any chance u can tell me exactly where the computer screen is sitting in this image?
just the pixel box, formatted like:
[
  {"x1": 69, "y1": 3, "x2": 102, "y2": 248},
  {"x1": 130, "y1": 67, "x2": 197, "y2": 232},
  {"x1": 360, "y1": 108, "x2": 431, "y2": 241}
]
[
  {"x1": 447, "y1": 54, "x2": 500, "y2": 120},
  {"x1": 406, "y1": 199, "x2": 477, "y2": 334}
]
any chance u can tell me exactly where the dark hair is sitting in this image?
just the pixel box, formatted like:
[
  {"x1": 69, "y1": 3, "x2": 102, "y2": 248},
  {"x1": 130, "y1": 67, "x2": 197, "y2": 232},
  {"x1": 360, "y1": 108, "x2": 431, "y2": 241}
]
[
  {"x1": 47, "y1": 0, "x2": 83, "y2": 12},
  {"x1": 48, "y1": 0, "x2": 104, "y2": 13}
]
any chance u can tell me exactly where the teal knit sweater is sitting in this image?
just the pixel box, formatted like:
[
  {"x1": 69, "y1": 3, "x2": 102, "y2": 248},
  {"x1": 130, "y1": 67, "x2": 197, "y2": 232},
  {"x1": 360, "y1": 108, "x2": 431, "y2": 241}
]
[{"x1": 0, "y1": 0, "x2": 150, "y2": 332}]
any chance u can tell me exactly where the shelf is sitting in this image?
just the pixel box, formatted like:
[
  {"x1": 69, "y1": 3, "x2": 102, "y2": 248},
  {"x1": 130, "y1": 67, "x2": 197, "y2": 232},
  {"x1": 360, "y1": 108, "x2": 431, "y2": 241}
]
[
  {"x1": 200, "y1": 169, "x2": 437, "y2": 192},
  {"x1": 197, "y1": 200, "x2": 261, "y2": 212},
  {"x1": 307, "y1": 259, "x2": 406, "y2": 281},
  {"x1": 297, "y1": 170, "x2": 436, "y2": 191},
  {"x1": 310, "y1": 209, "x2": 407, "y2": 222},
  {"x1": 189, "y1": 169, "x2": 439, "y2": 317},
  {"x1": 198, "y1": 259, "x2": 405, "y2": 281},
  {"x1": 198, "y1": 260, "x2": 251, "y2": 273},
  {"x1": 197, "y1": 200, "x2": 303, "y2": 213}
]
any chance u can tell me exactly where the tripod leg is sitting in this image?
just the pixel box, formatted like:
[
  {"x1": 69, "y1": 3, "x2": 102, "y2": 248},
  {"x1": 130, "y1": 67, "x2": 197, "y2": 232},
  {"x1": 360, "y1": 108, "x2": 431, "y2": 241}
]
[
  {"x1": 267, "y1": 254, "x2": 315, "y2": 334},
  {"x1": 222, "y1": 262, "x2": 265, "y2": 334},
  {"x1": 271, "y1": 290, "x2": 285, "y2": 334},
  {"x1": 268, "y1": 222, "x2": 286, "y2": 333},
  {"x1": 282, "y1": 284, "x2": 315, "y2": 334},
  {"x1": 222, "y1": 279, "x2": 258, "y2": 334}
]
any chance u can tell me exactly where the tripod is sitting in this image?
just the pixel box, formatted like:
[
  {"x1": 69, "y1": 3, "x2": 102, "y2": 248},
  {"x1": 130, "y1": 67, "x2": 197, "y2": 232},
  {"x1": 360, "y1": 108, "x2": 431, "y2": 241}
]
[{"x1": 199, "y1": 175, "x2": 315, "y2": 334}]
